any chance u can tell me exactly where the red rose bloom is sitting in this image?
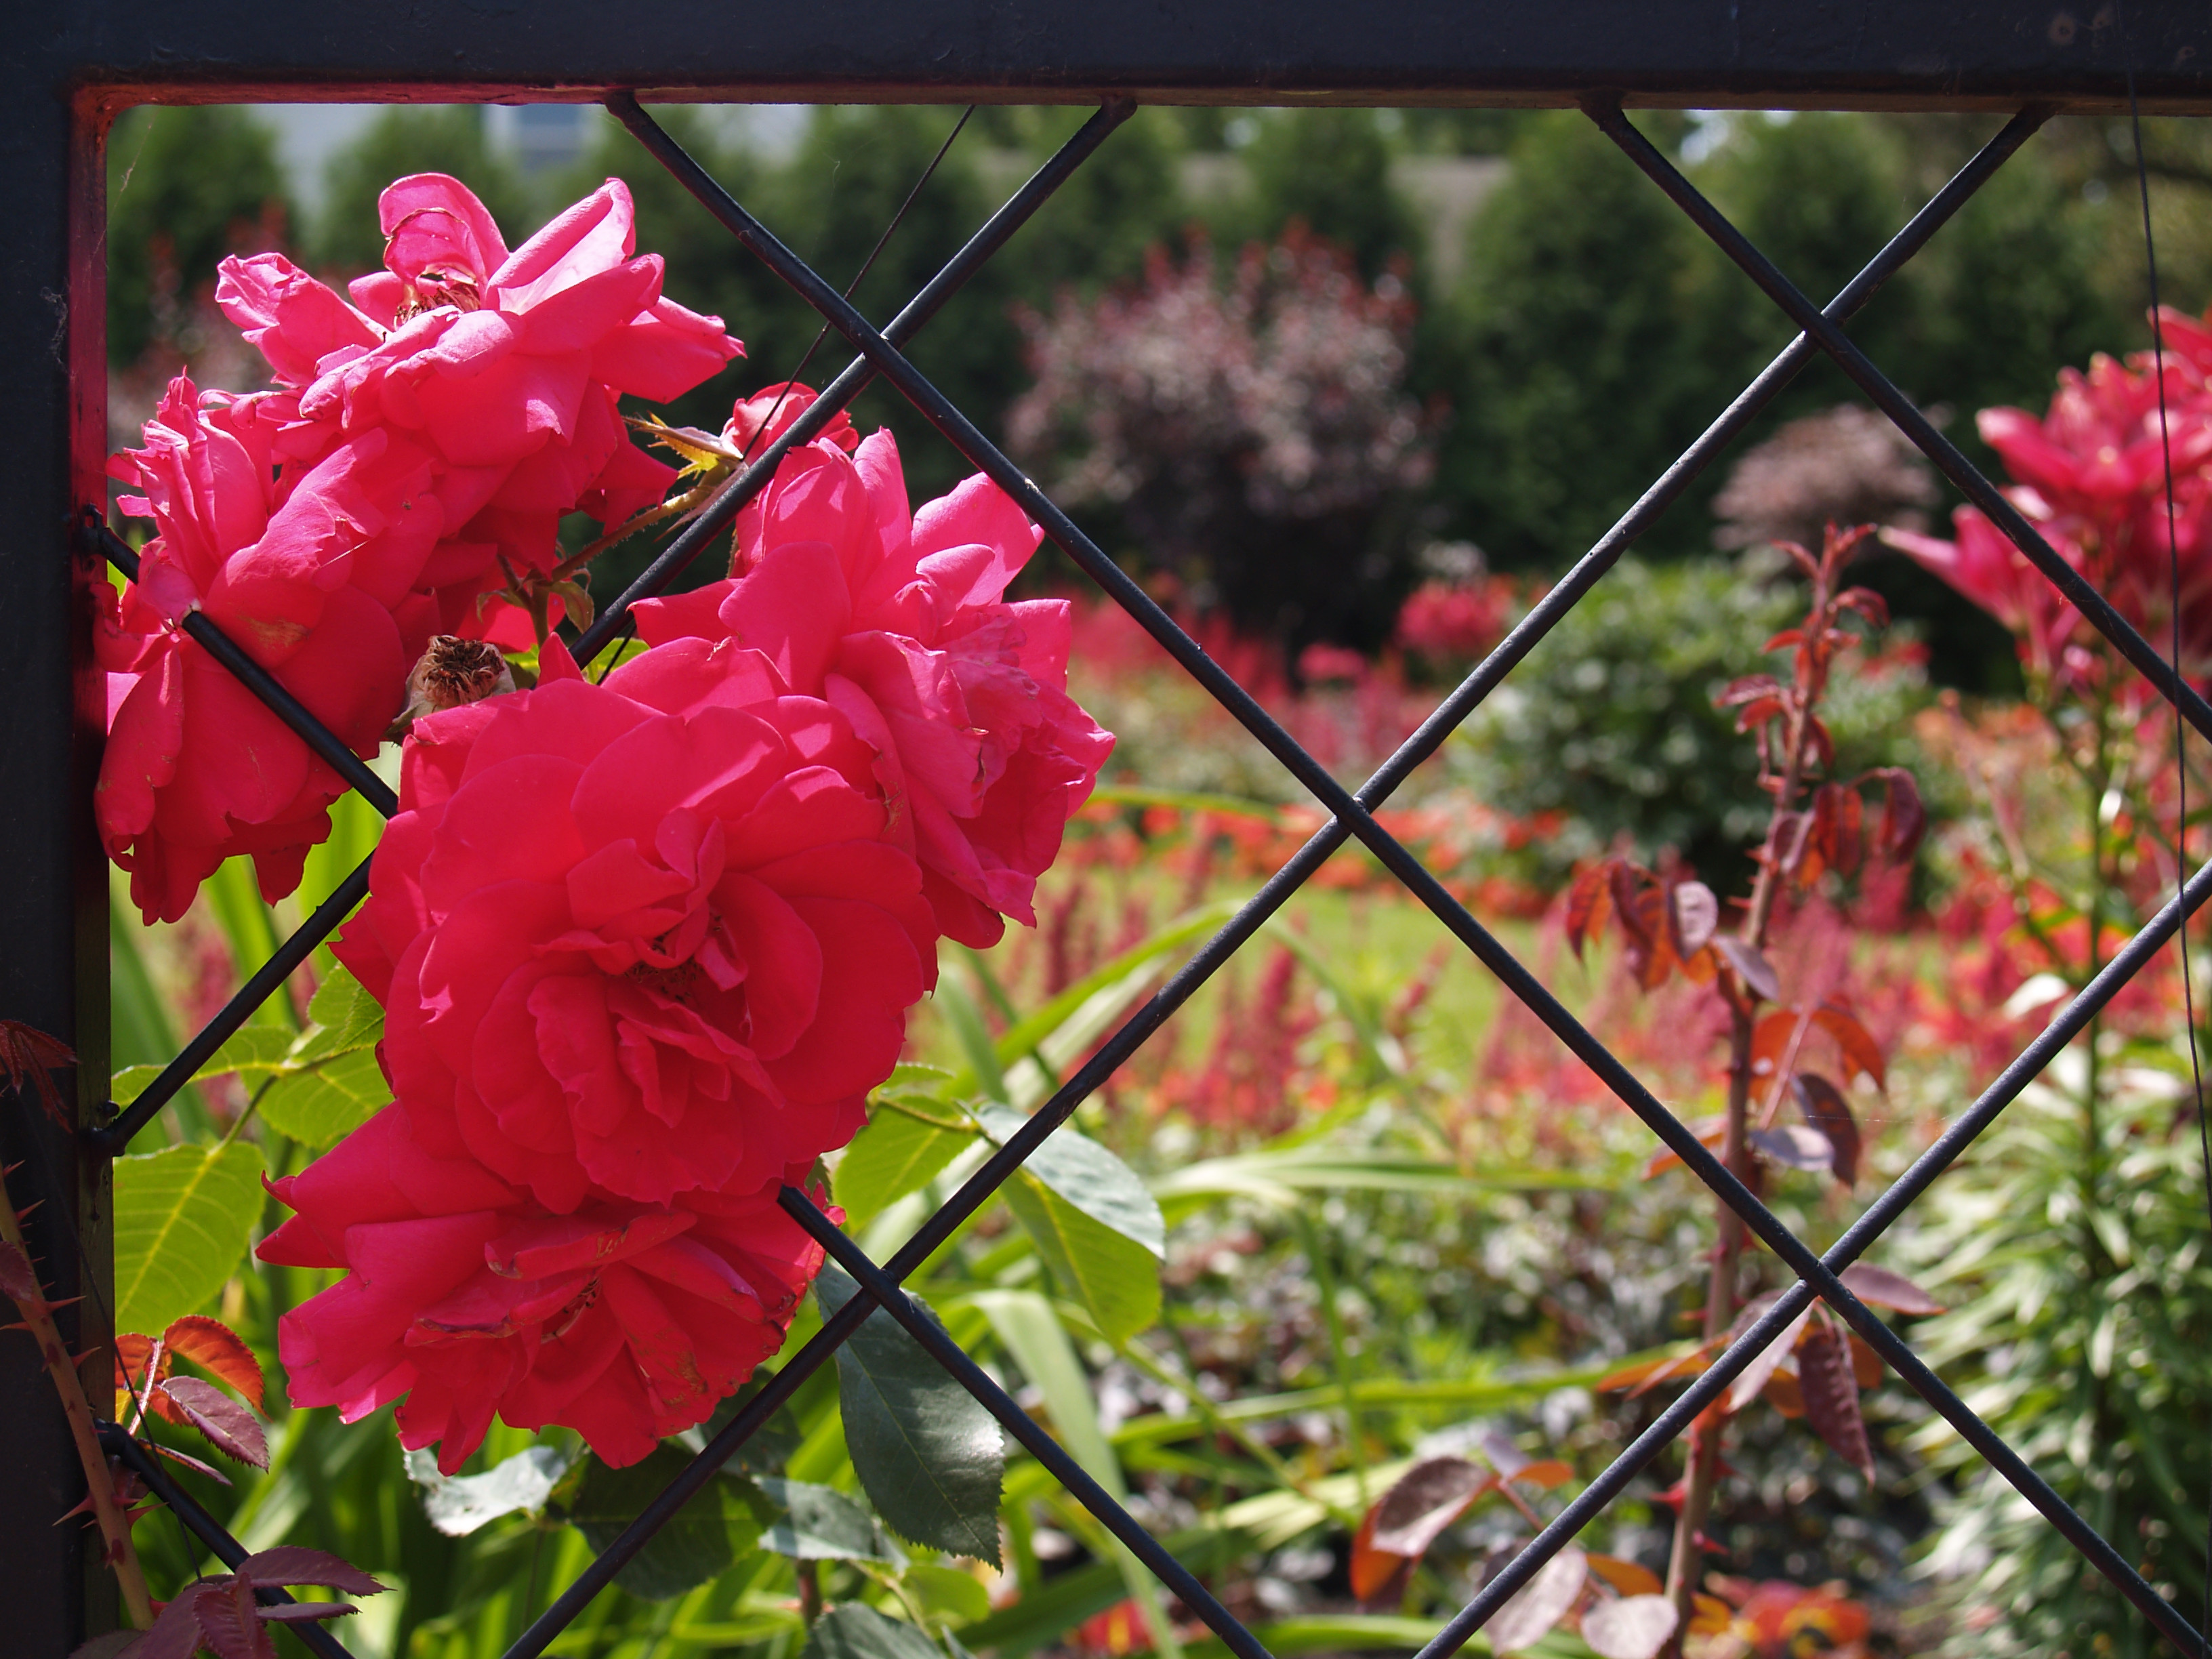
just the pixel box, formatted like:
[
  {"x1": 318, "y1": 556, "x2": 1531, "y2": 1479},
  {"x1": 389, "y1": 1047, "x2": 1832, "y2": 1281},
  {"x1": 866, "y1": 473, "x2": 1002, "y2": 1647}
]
[
  {"x1": 334, "y1": 638, "x2": 937, "y2": 1212},
  {"x1": 99, "y1": 375, "x2": 450, "y2": 922},
  {"x1": 218, "y1": 173, "x2": 741, "y2": 647},
  {"x1": 634, "y1": 422, "x2": 1114, "y2": 947},
  {"x1": 259, "y1": 1103, "x2": 827, "y2": 1471}
]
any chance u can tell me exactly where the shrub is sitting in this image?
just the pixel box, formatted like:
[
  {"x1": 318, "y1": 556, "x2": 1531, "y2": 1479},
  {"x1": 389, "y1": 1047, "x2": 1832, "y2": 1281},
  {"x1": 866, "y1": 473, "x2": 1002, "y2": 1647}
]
[
  {"x1": 1455, "y1": 557, "x2": 1928, "y2": 882},
  {"x1": 1009, "y1": 230, "x2": 1435, "y2": 668}
]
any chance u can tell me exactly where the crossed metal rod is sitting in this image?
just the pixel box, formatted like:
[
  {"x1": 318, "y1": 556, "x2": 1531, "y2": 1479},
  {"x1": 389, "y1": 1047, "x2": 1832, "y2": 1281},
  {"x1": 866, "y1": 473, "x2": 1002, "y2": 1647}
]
[{"x1": 89, "y1": 88, "x2": 2208, "y2": 1659}]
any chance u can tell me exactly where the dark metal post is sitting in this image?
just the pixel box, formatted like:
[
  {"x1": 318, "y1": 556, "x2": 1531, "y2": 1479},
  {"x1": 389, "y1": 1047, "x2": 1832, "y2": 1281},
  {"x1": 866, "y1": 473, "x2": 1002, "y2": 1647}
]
[{"x1": 0, "y1": 69, "x2": 117, "y2": 1653}]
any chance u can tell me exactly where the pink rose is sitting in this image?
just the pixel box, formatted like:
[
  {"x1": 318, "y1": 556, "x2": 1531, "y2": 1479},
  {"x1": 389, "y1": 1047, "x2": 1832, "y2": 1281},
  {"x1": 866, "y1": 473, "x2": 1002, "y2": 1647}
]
[
  {"x1": 634, "y1": 421, "x2": 1115, "y2": 947},
  {"x1": 99, "y1": 375, "x2": 447, "y2": 922},
  {"x1": 259, "y1": 1103, "x2": 826, "y2": 1471},
  {"x1": 218, "y1": 173, "x2": 741, "y2": 643},
  {"x1": 333, "y1": 638, "x2": 938, "y2": 1212}
]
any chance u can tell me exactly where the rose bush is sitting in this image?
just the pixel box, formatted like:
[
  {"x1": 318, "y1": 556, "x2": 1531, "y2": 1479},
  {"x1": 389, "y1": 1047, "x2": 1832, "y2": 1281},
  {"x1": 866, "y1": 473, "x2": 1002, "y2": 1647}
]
[
  {"x1": 1887, "y1": 303, "x2": 2212, "y2": 688},
  {"x1": 333, "y1": 636, "x2": 939, "y2": 1211},
  {"x1": 218, "y1": 173, "x2": 740, "y2": 645},
  {"x1": 258, "y1": 1103, "x2": 825, "y2": 1471},
  {"x1": 100, "y1": 376, "x2": 428, "y2": 922},
  {"x1": 635, "y1": 417, "x2": 1114, "y2": 947}
]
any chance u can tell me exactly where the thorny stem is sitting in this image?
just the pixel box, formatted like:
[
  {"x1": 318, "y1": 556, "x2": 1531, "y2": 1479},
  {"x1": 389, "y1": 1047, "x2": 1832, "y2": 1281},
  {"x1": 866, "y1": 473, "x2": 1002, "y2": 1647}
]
[
  {"x1": 1664, "y1": 546, "x2": 1839, "y2": 1647},
  {"x1": 0, "y1": 1171, "x2": 155, "y2": 1628}
]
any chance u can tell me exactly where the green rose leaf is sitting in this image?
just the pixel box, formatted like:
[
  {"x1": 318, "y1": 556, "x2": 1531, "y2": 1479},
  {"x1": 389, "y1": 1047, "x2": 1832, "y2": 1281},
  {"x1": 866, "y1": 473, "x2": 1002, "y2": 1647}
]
[
  {"x1": 803, "y1": 1604, "x2": 943, "y2": 1659},
  {"x1": 113, "y1": 1143, "x2": 266, "y2": 1336},
  {"x1": 817, "y1": 1263, "x2": 1003, "y2": 1564},
  {"x1": 554, "y1": 1446, "x2": 762, "y2": 1600},
  {"x1": 257, "y1": 1046, "x2": 390, "y2": 1148},
  {"x1": 975, "y1": 1105, "x2": 1163, "y2": 1343},
  {"x1": 838, "y1": 1104, "x2": 977, "y2": 1225},
  {"x1": 756, "y1": 1476, "x2": 899, "y2": 1562}
]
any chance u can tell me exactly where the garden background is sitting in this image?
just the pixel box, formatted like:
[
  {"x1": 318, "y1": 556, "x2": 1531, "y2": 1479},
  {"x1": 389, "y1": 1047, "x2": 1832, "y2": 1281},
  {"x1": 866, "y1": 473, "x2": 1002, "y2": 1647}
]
[{"x1": 91, "y1": 100, "x2": 2212, "y2": 1659}]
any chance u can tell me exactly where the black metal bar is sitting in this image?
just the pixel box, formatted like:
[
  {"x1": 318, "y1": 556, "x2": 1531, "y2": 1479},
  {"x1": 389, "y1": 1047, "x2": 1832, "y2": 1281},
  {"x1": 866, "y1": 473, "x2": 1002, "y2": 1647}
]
[
  {"x1": 573, "y1": 97, "x2": 1134, "y2": 664},
  {"x1": 99, "y1": 1422, "x2": 359, "y2": 1659},
  {"x1": 29, "y1": 2, "x2": 2212, "y2": 110},
  {"x1": 83, "y1": 520, "x2": 399, "y2": 816},
  {"x1": 781, "y1": 1190, "x2": 1277, "y2": 1659},
  {"x1": 1584, "y1": 97, "x2": 2212, "y2": 749},
  {"x1": 88, "y1": 857, "x2": 372, "y2": 1155},
  {"x1": 620, "y1": 96, "x2": 2209, "y2": 1651}
]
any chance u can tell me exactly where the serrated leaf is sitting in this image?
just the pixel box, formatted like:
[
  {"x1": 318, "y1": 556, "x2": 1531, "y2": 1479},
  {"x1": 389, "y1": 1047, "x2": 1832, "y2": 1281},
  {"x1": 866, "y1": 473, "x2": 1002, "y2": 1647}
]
[
  {"x1": 1582, "y1": 1595, "x2": 1679, "y2": 1659},
  {"x1": 804, "y1": 1603, "x2": 943, "y2": 1659},
  {"x1": 257, "y1": 1047, "x2": 390, "y2": 1147},
  {"x1": 757, "y1": 1476, "x2": 897, "y2": 1561},
  {"x1": 1002, "y1": 1177, "x2": 1162, "y2": 1345},
  {"x1": 555, "y1": 1446, "x2": 761, "y2": 1599},
  {"x1": 405, "y1": 1444, "x2": 571, "y2": 1536},
  {"x1": 294, "y1": 965, "x2": 384, "y2": 1061},
  {"x1": 234, "y1": 1547, "x2": 386, "y2": 1595},
  {"x1": 114, "y1": 1143, "x2": 266, "y2": 1336},
  {"x1": 975, "y1": 1105, "x2": 1164, "y2": 1257},
  {"x1": 817, "y1": 1263, "x2": 1003, "y2": 1564},
  {"x1": 161, "y1": 1376, "x2": 268, "y2": 1468},
  {"x1": 1487, "y1": 1545, "x2": 1586, "y2": 1652},
  {"x1": 111, "y1": 1027, "x2": 294, "y2": 1107},
  {"x1": 1797, "y1": 1313, "x2": 1876, "y2": 1479},
  {"x1": 838, "y1": 1107, "x2": 975, "y2": 1225},
  {"x1": 163, "y1": 1314, "x2": 264, "y2": 1408}
]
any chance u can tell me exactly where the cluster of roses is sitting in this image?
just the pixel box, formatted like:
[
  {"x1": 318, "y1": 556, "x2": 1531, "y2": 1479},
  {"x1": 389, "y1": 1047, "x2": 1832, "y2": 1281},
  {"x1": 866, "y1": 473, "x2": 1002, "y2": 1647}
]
[
  {"x1": 1887, "y1": 303, "x2": 2212, "y2": 693},
  {"x1": 105, "y1": 178, "x2": 1113, "y2": 1471},
  {"x1": 100, "y1": 174, "x2": 740, "y2": 925}
]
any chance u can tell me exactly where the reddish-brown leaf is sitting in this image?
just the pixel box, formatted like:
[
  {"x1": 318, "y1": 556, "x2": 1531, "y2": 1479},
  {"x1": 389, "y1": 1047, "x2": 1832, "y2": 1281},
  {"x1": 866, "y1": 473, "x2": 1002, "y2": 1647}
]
[
  {"x1": 1725, "y1": 1305, "x2": 1813, "y2": 1412},
  {"x1": 114, "y1": 1332, "x2": 177, "y2": 1422},
  {"x1": 1732, "y1": 695, "x2": 1788, "y2": 736},
  {"x1": 0, "y1": 1019, "x2": 76, "y2": 1129},
  {"x1": 1582, "y1": 1594, "x2": 1679, "y2": 1659},
  {"x1": 1509, "y1": 1459, "x2": 1574, "y2": 1490},
  {"x1": 1715, "y1": 675, "x2": 1782, "y2": 708},
  {"x1": 1762, "y1": 1367, "x2": 1805, "y2": 1418},
  {"x1": 152, "y1": 1441, "x2": 231, "y2": 1486},
  {"x1": 1641, "y1": 1115, "x2": 1728, "y2": 1180},
  {"x1": 1837, "y1": 1263, "x2": 1944, "y2": 1315},
  {"x1": 1349, "y1": 1509, "x2": 1412, "y2": 1604},
  {"x1": 1713, "y1": 937, "x2": 1781, "y2": 1004},
  {"x1": 1811, "y1": 1005, "x2": 1885, "y2": 1090},
  {"x1": 1566, "y1": 862, "x2": 1615, "y2": 960},
  {"x1": 125, "y1": 1587, "x2": 214, "y2": 1659},
  {"x1": 192, "y1": 1579, "x2": 276, "y2": 1659},
  {"x1": 160, "y1": 1378, "x2": 269, "y2": 1470},
  {"x1": 1586, "y1": 1555, "x2": 1664, "y2": 1597},
  {"x1": 1848, "y1": 1333, "x2": 1884, "y2": 1389},
  {"x1": 1790, "y1": 1074, "x2": 1862, "y2": 1186},
  {"x1": 1797, "y1": 1312, "x2": 1876, "y2": 1479},
  {"x1": 1803, "y1": 715, "x2": 1836, "y2": 775},
  {"x1": 1803, "y1": 783, "x2": 1863, "y2": 884},
  {"x1": 1864, "y1": 766, "x2": 1926, "y2": 861},
  {"x1": 1597, "y1": 1345, "x2": 1711, "y2": 1395},
  {"x1": 1761, "y1": 628, "x2": 1806, "y2": 655},
  {"x1": 256, "y1": 1603, "x2": 359, "y2": 1624},
  {"x1": 163, "y1": 1315, "x2": 264, "y2": 1408},
  {"x1": 1668, "y1": 881, "x2": 1719, "y2": 958},
  {"x1": 1748, "y1": 1008, "x2": 1808, "y2": 1084},
  {"x1": 1834, "y1": 586, "x2": 1891, "y2": 630},
  {"x1": 1367, "y1": 1456, "x2": 1491, "y2": 1557},
  {"x1": 234, "y1": 1547, "x2": 388, "y2": 1596}
]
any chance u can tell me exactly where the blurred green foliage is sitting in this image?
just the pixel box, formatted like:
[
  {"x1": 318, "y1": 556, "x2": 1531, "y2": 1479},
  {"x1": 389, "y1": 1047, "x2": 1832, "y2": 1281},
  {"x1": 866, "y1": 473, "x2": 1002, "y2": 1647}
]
[
  {"x1": 1455, "y1": 558, "x2": 1930, "y2": 882},
  {"x1": 107, "y1": 106, "x2": 292, "y2": 368},
  {"x1": 313, "y1": 106, "x2": 534, "y2": 274}
]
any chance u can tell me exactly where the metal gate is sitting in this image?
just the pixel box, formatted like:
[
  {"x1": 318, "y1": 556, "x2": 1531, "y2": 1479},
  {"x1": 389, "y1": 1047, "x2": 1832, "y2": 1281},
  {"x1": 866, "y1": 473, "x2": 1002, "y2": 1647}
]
[{"x1": 6, "y1": 5, "x2": 2211, "y2": 1653}]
